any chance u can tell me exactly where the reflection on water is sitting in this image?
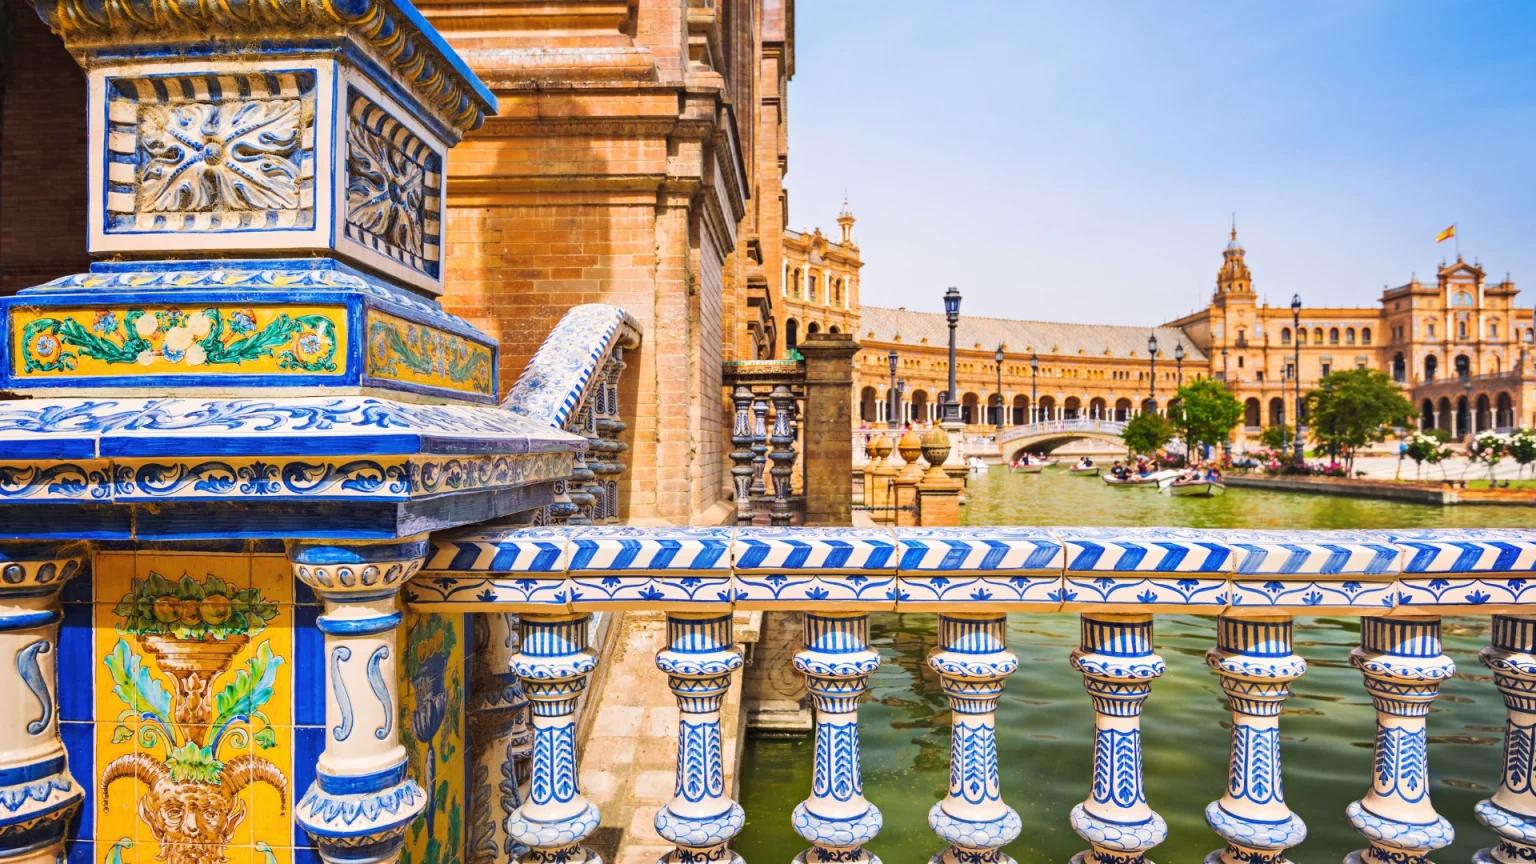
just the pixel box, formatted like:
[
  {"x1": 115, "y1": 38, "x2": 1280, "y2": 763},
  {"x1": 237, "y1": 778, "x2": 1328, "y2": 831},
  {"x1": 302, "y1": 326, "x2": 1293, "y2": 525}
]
[{"x1": 736, "y1": 469, "x2": 1525, "y2": 862}]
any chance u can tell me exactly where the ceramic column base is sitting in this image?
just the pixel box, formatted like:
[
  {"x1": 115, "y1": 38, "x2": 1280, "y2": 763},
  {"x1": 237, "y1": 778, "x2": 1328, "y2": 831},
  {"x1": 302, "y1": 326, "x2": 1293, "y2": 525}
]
[
  {"x1": 654, "y1": 802, "x2": 746, "y2": 855},
  {"x1": 1203, "y1": 801, "x2": 1306, "y2": 863},
  {"x1": 1068, "y1": 849, "x2": 1153, "y2": 864},
  {"x1": 0, "y1": 757, "x2": 83, "y2": 862},
  {"x1": 297, "y1": 764, "x2": 428, "y2": 864},
  {"x1": 792, "y1": 801, "x2": 883, "y2": 857},
  {"x1": 1476, "y1": 799, "x2": 1536, "y2": 863},
  {"x1": 1202, "y1": 847, "x2": 1293, "y2": 864},
  {"x1": 1345, "y1": 800, "x2": 1452, "y2": 864},
  {"x1": 1069, "y1": 804, "x2": 1167, "y2": 864},
  {"x1": 1344, "y1": 850, "x2": 1438, "y2": 864},
  {"x1": 928, "y1": 800, "x2": 1021, "y2": 864},
  {"x1": 507, "y1": 799, "x2": 603, "y2": 863}
]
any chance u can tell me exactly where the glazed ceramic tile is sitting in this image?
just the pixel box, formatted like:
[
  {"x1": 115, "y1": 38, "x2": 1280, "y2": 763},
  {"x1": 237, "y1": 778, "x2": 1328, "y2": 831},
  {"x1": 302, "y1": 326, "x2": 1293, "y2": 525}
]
[
  {"x1": 1228, "y1": 578, "x2": 1397, "y2": 609},
  {"x1": 425, "y1": 526, "x2": 575, "y2": 573},
  {"x1": 1224, "y1": 530, "x2": 1401, "y2": 577},
  {"x1": 1058, "y1": 527, "x2": 1233, "y2": 574},
  {"x1": 733, "y1": 573, "x2": 898, "y2": 610},
  {"x1": 895, "y1": 527, "x2": 1064, "y2": 574},
  {"x1": 1060, "y1": 575, "x2": 1230, "y2": 608},
  {"x1": 566, "y1": 526, "x2": 734, "y2": 574},
  {"x1": 399, "y1": 613, "x2": 466, "y2": 864},
  {"x1": 501, "y1": 304, "x2": 641, "y2": 428},
  {"x1": 734, "y1": 527, "x2": 898, "y2": 573},
  {"x1": 895, "y1": 573, "x2": 1062, "y2": 610},
  {"x1": 1387, "y1": 528, "x2": 1536, "y2": 574},
  {"x1": 568, "y1": 575, "x2": 735, "y2": 609}
]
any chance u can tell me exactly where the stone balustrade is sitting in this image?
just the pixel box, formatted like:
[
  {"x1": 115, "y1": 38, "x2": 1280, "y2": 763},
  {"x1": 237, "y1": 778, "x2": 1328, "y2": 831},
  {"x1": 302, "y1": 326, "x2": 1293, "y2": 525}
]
[{"x1": 403, "y1": 524, "x2": 1536, "y2": 864}]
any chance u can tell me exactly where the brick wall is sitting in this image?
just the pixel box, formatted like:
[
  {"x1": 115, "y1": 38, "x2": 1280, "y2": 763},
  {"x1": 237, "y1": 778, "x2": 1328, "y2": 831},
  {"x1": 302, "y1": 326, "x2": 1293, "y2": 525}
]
[{"x1": 1, "y1": 0, "x2": 90, "y2": 295}]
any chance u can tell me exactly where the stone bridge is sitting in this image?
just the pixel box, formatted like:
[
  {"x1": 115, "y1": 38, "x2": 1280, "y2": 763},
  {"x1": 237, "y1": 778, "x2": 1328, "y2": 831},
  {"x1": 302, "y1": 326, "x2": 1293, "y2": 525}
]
[{"x1": 997, "y1": 418, "x2": 1127, "y2": 457}]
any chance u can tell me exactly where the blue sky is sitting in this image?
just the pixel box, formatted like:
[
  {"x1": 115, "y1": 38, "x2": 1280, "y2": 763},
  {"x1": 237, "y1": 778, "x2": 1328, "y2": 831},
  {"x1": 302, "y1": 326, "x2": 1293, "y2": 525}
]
[{"x1": 785, "y1": 1, "x2": 1536, "y2": 326}]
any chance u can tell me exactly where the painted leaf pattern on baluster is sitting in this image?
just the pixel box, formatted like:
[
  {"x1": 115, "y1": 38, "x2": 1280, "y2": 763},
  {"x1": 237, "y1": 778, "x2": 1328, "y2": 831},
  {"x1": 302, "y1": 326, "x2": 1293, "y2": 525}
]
[
  {"x1": 813, "y1": 722, "x2": 862, "y2": 802},
  {"x1": 530, "y1": 722, "x2": 578, "y2": 806},
  {"x1": 678, "y1": 720, "x2": 724, "y2": 803},
  {"x1": 952, "y1": 722, "x2": 1000, "y2": 805},
  {"x1": 1092, "y1": 727, "x2": 1146, "y2": 809},
  {"x1": 1228, "y1": 725, "x2": 1281, "y2": 806},
  {"x1": 1373, "y1": 722, "x2": 1429, "y2": 803},
  {"x1": 1506, "y1": 719, "x2": 1536, "y2": 794}
]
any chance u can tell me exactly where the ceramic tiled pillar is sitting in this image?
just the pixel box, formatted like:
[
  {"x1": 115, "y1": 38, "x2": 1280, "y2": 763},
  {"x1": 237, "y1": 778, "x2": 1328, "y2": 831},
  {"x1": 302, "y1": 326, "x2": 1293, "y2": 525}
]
[
  {"x1": 1203, "y1": 615, "x2": 1307, "y2": 864},
  {"x1": 289, "y1": 539, "x2": 429, "y2": 864},
  {"x1": 1477, "y1": 614, "x2": 1536, "y2": 864},
  {"x1": 1070, "y1": 614, "x2": 1168, "y2": 864},
  {"x1": 793, "y1": 612, "x2": 882, "y2": 864},
  {"x1": 0, "y1": 543, "x2": 86, "y2": 864},
  {"x1": 468, "y1": 612, "x2": 532, "y2": 864},
  {"x1": 927, "y1": 613, "x2": 1020, "y2": 864},
  {"x1": 506, "y1": 612, "x2": 601, "y2": 864},
  {"x1": 1346, "y1": 617, "x2": 1455, "y2": 864},
  {"x1": 655, "y1": 613, "x2": 746, "y2": 864}
]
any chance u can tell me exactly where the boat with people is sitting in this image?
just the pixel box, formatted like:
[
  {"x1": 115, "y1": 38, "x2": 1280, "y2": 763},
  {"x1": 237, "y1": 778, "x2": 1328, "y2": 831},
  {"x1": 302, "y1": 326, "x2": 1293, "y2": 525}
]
[
  {"x1": 1008, "y1": 454, "x2": 1046, "y2": 474},
  {"x1": 1159, "y1": 466, "x2": 1227, "y2": 497},
  {"x1": 968, "y1": 457, "x2": 989, "y2": 473},
  {"x1": 1067, "y1": 457, "x2": 1100, "y2": 477},
  {"x1": 1102, "y1": 469, "x2": 1177, "y2": 489}
]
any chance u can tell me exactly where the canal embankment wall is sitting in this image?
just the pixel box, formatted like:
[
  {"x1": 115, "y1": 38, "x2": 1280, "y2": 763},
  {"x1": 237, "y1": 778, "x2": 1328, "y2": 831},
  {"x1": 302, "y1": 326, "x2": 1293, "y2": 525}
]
[{"x1": 1226, "y1": 475, "x2": 1536, "y2": 506}]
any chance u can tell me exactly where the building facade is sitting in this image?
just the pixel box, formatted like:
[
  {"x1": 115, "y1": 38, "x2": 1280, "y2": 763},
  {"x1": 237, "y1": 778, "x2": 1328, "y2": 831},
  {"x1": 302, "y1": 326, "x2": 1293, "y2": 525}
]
[
  {"x1": 853, "y1": 229, "x2": 1532, "y2": 447},
  {"x1": 780, "y1": 205, "x2": 863, "y2": 357}
]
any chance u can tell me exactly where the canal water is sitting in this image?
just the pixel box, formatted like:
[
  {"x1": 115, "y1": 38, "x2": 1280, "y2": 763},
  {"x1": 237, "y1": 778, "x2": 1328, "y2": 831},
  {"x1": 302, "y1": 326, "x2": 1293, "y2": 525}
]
[{"x1": 735, "y1": 468, "x2": 1534, "y2": 863}]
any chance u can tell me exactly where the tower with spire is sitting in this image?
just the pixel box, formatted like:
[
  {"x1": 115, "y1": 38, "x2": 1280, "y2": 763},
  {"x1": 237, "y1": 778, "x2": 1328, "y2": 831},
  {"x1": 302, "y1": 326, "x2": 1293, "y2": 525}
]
[
  {"x1": 837, "y1": 195, "x2": 856, "y2": 245},
  {"x1": 1215, "y1": 219, "x2": 1254, "y2": 303}
]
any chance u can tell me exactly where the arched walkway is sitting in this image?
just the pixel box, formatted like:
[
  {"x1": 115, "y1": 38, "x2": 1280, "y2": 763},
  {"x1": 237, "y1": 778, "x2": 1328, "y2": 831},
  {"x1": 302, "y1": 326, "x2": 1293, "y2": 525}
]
[
  {"x1": 859, "y1": 386, "x2": 877, "y2": 423},
  {"x1": 1012, "y1": 394, "x2": 1027, "y2": 425}
]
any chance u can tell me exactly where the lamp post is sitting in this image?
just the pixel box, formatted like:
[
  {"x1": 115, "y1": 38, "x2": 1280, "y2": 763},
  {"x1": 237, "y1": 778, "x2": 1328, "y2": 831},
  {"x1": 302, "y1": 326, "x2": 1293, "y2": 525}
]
[
  {"x1": 887, "y1": 349, "x2": 899, "y2": 431},
  {"x1": 1030, "y1": 352, "x2": 1039, "y2": 424},
  {"x1": 1464, "y1": 376, "x2": 1474, "y2": 441},
  {"x1": 1291, "y1": 294, "x2": 1304, "y2": 462},
  {"x1": 897, "y1": 379, "x2": 906, "y2": 428},
  {"x1": 1220, "y1": 346, "x2": 1228, "y2": 382},
  {"x1": 1147, "y1": 332, "x2": 1159, "y2": 414},
  {"x1": 1175, "y1": 342, "x2": 1185, "y2": 388},
  {"x1": 994, "y1": 345, "x2": 1005, "y2": 432},
  {"x1": 943, "y1": 287, "x2": 962, "y2": 425}
]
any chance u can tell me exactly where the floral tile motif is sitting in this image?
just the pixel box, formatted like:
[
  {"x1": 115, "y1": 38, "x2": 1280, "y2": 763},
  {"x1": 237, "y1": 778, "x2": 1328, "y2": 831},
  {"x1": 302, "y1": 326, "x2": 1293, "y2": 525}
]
[
  {"x1": 104, "y1": 71, "x2": 317, "y2": 234},
  {"x1": 399, "y1": 613, "x2": 465, "y2": 864},
  {"x1": 343, "y1": 89, "x2": 443, "y2": 280},
  {"x1": 1057, "y1": 527, "x2": 1232, "y2": 574},
  {"x1": 12, "y1": 304, "x2": 345, "y2": 379},
  {"x1": 501, "y1": 304, "x2": 641, "y2": 429},
  {"x1": 566, "y1": 526, "x2": 734, "y2": 573},
  {"x1": 896, "y1": 574, "x2": 1063, "y2": 608},
  {"x1": 425, "y1": 527, "x2": 574, "y2": 573},
  {"x1": 734, "y1": 527, "x2": 898, "y2": 573},
  {"x1": 365, "y1": 311, "x2": 493, "y2": 397},
  {"x1": 896, "y1": 527, "x2": 1063, "y2": 574},
  {"x1": 1228, "y1": 578, "x2": 1397, "y2": 609},
  {"x1": 568, "y1": 575, "x2": 735, "y2": 608},
  {"x1": 1385, "y1": 529, "x2": 1536, "y2": 574},
  {"x1": 733, "y1": 573, "x2": 898, "y2": 608},
  {"x1": 1222, "y1": 530, "x2": 1401, "y2": 577},
  {"x1": 403, "y1": 576, "x2": 570, "y2": 608},
  {"x1": 1060, "y1": 575, "x2": 1229, "y2": 606},
  {"x1": 1395, "y1": 577, "x2": 1536, "y2": 608}
]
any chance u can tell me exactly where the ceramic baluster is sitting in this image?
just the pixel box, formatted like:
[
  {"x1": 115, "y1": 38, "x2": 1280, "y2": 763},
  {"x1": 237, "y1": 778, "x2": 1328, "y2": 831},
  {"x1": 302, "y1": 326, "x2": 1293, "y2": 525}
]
[
  {"x1": 655, "y1": 612, "x2": 746, "y2": 864},
  {"x1": 770, "y1": 385, "x2": 798, "y2": 526},
  {"x1": 507, "y1": 612, "x2": 602, "y2": 864},
  {"x1": 1070, "y1": 614, "x2": 1168, "y2": 864},
  {"x1": 1203, "y1": 615, "x2": 1307, "y2": 864},
  {"x1": 289, "y1": 539, "x2": 429, "y2": 864},
  {"x1": 751, "y1": 397, "x2": 770, "y2": 505},
  {"x1": 731, "y1": 386, "x2": 757, "y2": 523},
  {"x1": 793, "y1": 612, "x2": 883, "y2": 864},
  {"x1": 468, "y1": 613, "x2": 532, "y2": 864},
  {"x1": 927, "y1": 612, "x2": 1021, "y2": 864},
  {"x1": 1476, "y1": 614, "x2": 1536, "y2": 864},
  {"x1": 1346, "y1": 616, "x2": 1455, "y2": 864},
  {"x1": 0, "y1": 543, "x2": 85, "y2": 864}
]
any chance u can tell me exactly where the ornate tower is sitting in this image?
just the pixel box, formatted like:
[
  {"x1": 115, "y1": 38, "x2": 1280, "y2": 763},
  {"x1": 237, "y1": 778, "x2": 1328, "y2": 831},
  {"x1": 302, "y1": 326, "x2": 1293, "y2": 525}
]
[
  {"x1": 838, "y1": 197, "x2": 856, "y2": 245},
  {"x1": 1216, "y1": 222, "x2": 1254, "y2": 301}
]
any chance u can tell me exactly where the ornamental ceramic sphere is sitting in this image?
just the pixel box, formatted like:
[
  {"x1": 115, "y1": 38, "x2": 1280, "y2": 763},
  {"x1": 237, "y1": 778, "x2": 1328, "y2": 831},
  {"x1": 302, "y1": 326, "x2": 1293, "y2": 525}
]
[{"x1": 921, "y1": 427, "x2": 951, "y2": 479}]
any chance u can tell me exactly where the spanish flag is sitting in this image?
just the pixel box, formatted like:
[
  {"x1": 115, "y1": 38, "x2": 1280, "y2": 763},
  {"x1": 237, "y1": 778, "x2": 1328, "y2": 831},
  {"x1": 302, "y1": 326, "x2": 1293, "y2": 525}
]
[{"x1": 1436, "y1": 224, "x2": 1456, "y2": 243}]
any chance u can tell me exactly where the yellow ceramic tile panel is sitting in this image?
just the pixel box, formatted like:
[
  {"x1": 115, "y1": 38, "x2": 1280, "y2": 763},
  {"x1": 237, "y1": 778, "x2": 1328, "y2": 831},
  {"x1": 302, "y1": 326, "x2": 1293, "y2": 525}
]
[
  {"x1": 366, "y1": 310, "x2": 494, "y2": 397},
  {"x1": 399, "y1": 612, "x2": 466, "y2": 864},
  {"x1": 251, "y1": 555, "x2": 294, "y2": 606},
  {"x1": 11, "y1": 304, "x2": 347, "y2": 379},
  {"x1": 97, "y1": 555, "x2": 291, "y2": 864},
  {"x1": 93, "y1": 551, "x2": 137, "y2": 603}
]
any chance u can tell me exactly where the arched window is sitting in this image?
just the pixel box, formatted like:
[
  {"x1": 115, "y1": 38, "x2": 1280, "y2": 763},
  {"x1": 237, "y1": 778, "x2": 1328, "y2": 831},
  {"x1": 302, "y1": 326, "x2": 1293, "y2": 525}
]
[
  {"x1": 1392, "y1": 352, "x2": 1405, "y2": 383},
  {"x1": 1526, "y1": 328, "x2": 1534, "y2": 344},
  {"x1": 1345, "y1": 328, "x2": 1356, "y2": 345},
  {"x1": 833, "y1": 279, "x2": 842, "y2": 307},
  {"x1": 1296, "y1": 328, "x2": 1307, "y2": 345},
  {"x1": 1268, "y1": 397, "x2": 1285, "y2": 426},
  {"x1": 807, "y1": 322, "x2": 820, "y2": 335},
  {"x1": 1424, "y1": 354, "x2": 1437, "y2": 381},
  {"x1": 1455, "y1": 354, "x2": 1471, "y2": 381},
  {"x1": 1313, "y1": 327, "x2": 1324, "y2": 343},
  {"x1": 1329, "y1": 328, "x2": 1340, "y2": 345},
  {"x1": 1362, "y1": 327, "x2": 1372, "y2": 345},
  {"x1": 808, "y1": 276, "x2": 818, "y2": 302},
  {"x1": 1490, "y1": 320, "x2": 1500, "y2": 339},
  {"x1": 828, "y1": 325, "x2": 840, "y2": 334},
  {"x1": 1458, "y1": 320, "x2": 1467, "y2": 340},
  {"x1": 1454, "y1": 291, "x2": 1474, "y2": 307},
  {"x1": 1427, "y1": 320, "x2": 1436, "y2": 338},
  {"x1": 791, "y1": 269, "x2": 802, "y2": 298},
  {"x1": 859, "y1": 387, "x2": 877, "y2": 422},
  {"x1": 1280, "y1": 327, "x2": 1291, "y2": 345},
  {"x1": 785, "y1": 318, "x2": 799, "y2": 353}
]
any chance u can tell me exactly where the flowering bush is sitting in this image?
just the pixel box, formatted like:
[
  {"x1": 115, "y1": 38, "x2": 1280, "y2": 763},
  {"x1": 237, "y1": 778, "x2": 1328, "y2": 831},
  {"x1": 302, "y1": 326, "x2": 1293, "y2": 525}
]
[
  {"x1": 1509, "y1": 428, "x2": 1536, "y2": 480},
  {"x1": 1469, "y1": 431, "x2": 1509, "y2": 482},
  {"x1": 1404, "y1": 432, "x2": 1453, "y2": 481}
]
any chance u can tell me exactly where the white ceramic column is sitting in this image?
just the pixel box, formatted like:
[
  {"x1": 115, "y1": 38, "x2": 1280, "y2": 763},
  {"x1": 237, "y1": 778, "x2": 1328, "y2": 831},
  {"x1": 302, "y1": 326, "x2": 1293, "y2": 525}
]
[
  {"x1": 290, "y1": 538, "x2": 429, "y2": 864},
  {"x1": 0, "y1": 543, "x2": 85, "y2": 864},
  {"x1": 1476, "y1": 614, "x2": 1536, "y2": 864},
  {"x1": 506, "y1": 612, "x2": 601, "y2": 864},
  {"x1": 1203, "y1": 615, "x2": 1307, "y2": 864},
  {"x1": 1345, "y1": 617, "x2": 1455, "y2": 864},
  {"x1": 928, "y1": 613, "x2": 1021, "y2": 864},
  {"x1": 1070, "y1": 614, "x2": 1167, "y2": 864},
  {"x1": 793, "y1": 612, "x2": 882, "y2": 864},
  {"x1": 655, "y1": 612, "x2": 745, "y2": 864}
]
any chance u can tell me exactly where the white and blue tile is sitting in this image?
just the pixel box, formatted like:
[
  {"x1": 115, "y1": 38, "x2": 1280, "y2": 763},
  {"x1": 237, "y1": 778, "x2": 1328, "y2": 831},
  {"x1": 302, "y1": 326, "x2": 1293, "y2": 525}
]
[
  {"x1": 403, "y1": 576, "x2": 571, "y2": 610},
  {"x1": 733, "y1": 573, "x2": 899, "y2": 610},
  {"x1": 1059, "y1": 574, "x2": 1229, "y2": 608},
  {"x1": 1059, "y1": 527, "x2": 1233, "y2": 574},
  {"x1": 425, "y1": 526, "x2": 575, "y2": 573},
  {"x1": 568, "y1": 575, "x2": 735, "y2": 610},
  {"x1": 1388, "y1": 528, "x2": 1536, "y2": 574},
  {"x1": 1224, "y1": 529, "x2": 1399, "y2": 610},
  {"x1": 895, "y1": 527, "x2": 1064, "y2": 573},
  {"x1": 566, "y1": 526, "x2": 733, "y2": 573},
  {"x1": 501, "y1": 304, "x2": 640, "y2": 429},
  {"x1": 734, "y1": 527, "x2": 899, "y2": 573},
  {"x1": 896, "y1": 574, "x2": 1061, "y2": 609}
]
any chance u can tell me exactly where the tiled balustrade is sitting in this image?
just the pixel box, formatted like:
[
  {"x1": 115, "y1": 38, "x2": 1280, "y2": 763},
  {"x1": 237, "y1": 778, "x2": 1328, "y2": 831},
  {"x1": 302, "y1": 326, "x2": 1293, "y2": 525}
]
[{"x1": 404, "y1": 524, "x2": 1536, "y2": 864}]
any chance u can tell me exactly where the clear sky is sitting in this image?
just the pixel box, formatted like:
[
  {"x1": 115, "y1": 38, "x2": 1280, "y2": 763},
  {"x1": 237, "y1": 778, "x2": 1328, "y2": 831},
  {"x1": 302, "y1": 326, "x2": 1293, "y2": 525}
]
[{"x1": 784, "y1": 1, "x2": 1536, "y2": 326}]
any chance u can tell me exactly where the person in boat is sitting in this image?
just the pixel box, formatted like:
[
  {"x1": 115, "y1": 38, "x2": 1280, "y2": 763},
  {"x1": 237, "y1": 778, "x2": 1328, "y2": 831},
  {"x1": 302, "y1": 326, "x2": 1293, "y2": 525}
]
[
  {"x1": 1110, "y1": 461, "x2": 1129, "y2": 480},
  {"x1": 1206, "y1": 465, "x2": 1223, "y2": 482},
  {"x1": 1075, "y1": 456, "x2": 1094, "y2": 469}
]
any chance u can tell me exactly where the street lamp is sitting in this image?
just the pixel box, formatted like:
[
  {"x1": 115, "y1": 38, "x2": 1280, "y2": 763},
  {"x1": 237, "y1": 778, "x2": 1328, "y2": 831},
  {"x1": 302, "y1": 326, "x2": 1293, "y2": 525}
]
[
  {"x1": 1175, "y1": 342, "x2": 1185, "y2": 388},
  {"x1": 943, "y1": 287, "x2": 962, "y2": 425},
  {"x1": 994, "y1": 345, "x2": 1005, "y2": 432},
  {"x1": 887, "y1": 349, "x2": 899, "y2": 431},
  {"x1": 1291, "y1": 294, "x2": 1304, "y2": 462},
  {"x1": 1220, "y1": 346, "x2": 1228, "y2": 382},
  {"x1": 897, "y1": 378, "x2": 906, "y2": 428},
  {"x1": 1030, "y1": 352, "x2": 1039, "y2": 424},
  {"x1": 1147, "y1": 332, "x2": 1159, "y2": 413}
]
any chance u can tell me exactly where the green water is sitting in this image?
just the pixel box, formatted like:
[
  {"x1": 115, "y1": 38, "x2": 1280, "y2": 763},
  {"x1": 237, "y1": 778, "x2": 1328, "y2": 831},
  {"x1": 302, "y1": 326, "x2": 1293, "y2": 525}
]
[{"x1": 735, "y1": 469, "x2": 1536, "y2": 862}]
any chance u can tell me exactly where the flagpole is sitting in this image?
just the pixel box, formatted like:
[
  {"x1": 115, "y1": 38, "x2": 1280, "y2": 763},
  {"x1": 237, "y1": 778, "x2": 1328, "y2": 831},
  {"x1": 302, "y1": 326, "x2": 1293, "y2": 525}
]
[{"x1": 1455, "y1": 222, "x2": 1460, "y2": 259}]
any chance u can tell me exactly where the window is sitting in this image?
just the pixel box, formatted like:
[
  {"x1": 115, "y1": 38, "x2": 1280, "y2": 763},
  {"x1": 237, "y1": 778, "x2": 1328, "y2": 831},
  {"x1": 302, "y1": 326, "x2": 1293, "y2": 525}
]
[
  {"x1": 1458, "y1": 320, "x2": 1467, "y2": 340},
  {"x1": 1362, "y1": 327, "x2": 1372, "y2": 345},
  {"x1": 792, "y1": 269, "x2": 802, "y2": 298},
  {"x1": 1237, "y1": 356, "x2": 1245, "y2": 368},
  {"x1": 808, "y1": 276, "x2": 817, "y2": 302},
  {"x1": 1329, "y1": 328, "x2": 1340, "y2": 345},
  {"x1": 1490, "y1": 321, "x2": 1499, "y2": 339},
  {"x1": 1321, "y1": 362, "x2": 1331, "y2": 377},
  {"x1": 1345, "y1": 328, "x2": 1356, "y2": 345},
  {"x1": 1256, "y1": 371, "x2": 1265, "y2": 382},
  {"x1": 1427, "y1": 321, "x2": 1436, "y2": 338},
  {"x1": 1297, "y1": 329, "x2": 1307, "y2": 345},
  {"x1": 1284, "y1": 363, "x2": 1295, "y2": 380},
  {"x1": 1313, "y1": 327, "x2": 1324, "y2": 343},
  {"x1": 1454, "y1": 291, "x2": 1474, "y2": 307},
  {"x1": 1280, "y1": 327, "x2": 1291, "y2": 345}
]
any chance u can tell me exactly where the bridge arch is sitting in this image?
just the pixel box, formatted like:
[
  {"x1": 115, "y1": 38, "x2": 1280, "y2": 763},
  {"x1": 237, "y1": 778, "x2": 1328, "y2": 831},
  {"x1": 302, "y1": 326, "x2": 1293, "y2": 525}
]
[{"x1": 999, "y1": 418, "x2": 1129, "y2": 459}]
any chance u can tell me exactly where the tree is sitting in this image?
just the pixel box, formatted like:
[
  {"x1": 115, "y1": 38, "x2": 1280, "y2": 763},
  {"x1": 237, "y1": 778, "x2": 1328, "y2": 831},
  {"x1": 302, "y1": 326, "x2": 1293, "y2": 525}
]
[
  {"x1": 1122, "y1": 411, "x2": 1173, "y2": 457},
  {"x1": 1259, "y1": 424, "x2": 1292, "y2": 452},
  {"x1": 1303, "y1": 369, "x2": 1415, "y2": 473},
  {"x1": 1167, "y1": 378, "x2": 1243, "y2": 461}
]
